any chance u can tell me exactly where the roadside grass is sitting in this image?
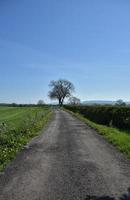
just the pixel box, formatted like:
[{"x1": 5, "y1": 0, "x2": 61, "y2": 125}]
[
  {"x1": 65, "y1": 109, "x2": 130, "y2": 158},
  {"x1": 0, "y1": 106, "x2": 53, "y2": 171}
]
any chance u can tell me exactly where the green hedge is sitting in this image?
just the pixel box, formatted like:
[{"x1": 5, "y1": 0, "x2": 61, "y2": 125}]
[{"x1": 64, "y1": 105, "x2": 130, "y2": 129}]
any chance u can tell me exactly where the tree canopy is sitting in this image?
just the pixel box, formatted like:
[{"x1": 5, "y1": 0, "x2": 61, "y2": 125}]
[
  {"x1": 48, "y1": 79, "x2": 75, "y2": 106},
  {"x1": 115, "y1": 99, "x2": 126, "y2": 106},
  {"x1": 68, "y1": 96, "x2": 81, "y2": 105},
  {"x1": 37, "y1": 100, "x2": 45, "y2": 105}
]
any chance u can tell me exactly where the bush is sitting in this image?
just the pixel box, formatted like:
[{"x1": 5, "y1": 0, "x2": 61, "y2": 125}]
[{"x1": 64, "y1": 105, "x2": 130, "y2": 129}]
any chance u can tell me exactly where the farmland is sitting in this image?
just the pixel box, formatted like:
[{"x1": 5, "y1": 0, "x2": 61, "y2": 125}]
[
  {"x1": 0, "y1": 106, "x2": 49, "y2": 127},
  {"x1": 0, "y1": 106, "x2": 52, "y2": 171}
]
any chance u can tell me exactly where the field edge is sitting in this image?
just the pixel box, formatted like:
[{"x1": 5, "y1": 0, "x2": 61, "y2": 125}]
[{"x1": 0, "y1": 108, "x2": 54, "y2": 172}]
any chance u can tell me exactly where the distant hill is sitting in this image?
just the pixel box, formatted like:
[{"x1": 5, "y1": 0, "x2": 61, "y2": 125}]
[{"x1": 82, "y1": 100, "x2": 130, "y2": 105}]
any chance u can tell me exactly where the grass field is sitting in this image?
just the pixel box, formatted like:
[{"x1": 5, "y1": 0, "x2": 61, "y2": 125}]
[
  {"x1": 65, "y1": 109, "x2": 130, "y2": 158},
  {"x1": 0, "y1": 107, "x2": 49, "y2": 127},
  {"x1": 0, "y1": 106, "x2": 52, "y2": 171}
]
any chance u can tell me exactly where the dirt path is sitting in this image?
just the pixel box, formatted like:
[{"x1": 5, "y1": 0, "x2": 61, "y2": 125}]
[{"x1": 0, "y1": 110, "x2": 130, "y2": 200}]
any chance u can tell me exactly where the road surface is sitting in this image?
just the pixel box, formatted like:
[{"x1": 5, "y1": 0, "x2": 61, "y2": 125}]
[{"x1": 0, "y1": 110, "x2": 130, "y2": 200}]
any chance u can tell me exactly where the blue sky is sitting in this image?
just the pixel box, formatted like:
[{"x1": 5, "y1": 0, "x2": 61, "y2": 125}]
[{"x1": 0, "y1": 0, "x2": 130, "y2": 103}]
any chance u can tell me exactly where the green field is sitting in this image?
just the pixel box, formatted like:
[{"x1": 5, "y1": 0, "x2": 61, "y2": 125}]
[
  {"x1": 0, "y1": 107, "x2": 48, "y2": 127},
  {"x1": 0, "y1": 106, "x2": 52, "y2": 171}
]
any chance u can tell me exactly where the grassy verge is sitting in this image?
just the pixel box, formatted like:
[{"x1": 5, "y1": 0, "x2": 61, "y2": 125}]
[
  {"x1": 0, "y1": 107, "x2": 53, "y2": 171},
  {"x1": 65, "y1": 109, "x2": 130, "y2": 158}
]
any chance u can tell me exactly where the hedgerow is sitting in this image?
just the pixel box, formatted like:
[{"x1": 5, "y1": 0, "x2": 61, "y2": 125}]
[{"x1": 64, "y1": 105, "x2": 130, "y2": 129}]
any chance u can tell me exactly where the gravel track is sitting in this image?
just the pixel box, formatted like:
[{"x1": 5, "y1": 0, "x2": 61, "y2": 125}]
[{"x1": 0, "y1": 109, "x2": 130, "y2": 200}]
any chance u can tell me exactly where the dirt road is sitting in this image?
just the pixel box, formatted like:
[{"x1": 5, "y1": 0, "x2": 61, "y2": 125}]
[{"x1": 0, "y1": 110, "x2": 130, "y2": 200}]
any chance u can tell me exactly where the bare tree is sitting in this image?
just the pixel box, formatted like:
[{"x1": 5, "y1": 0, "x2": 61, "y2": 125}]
[
  {"x1": 37, "y1": 100, "x2": 45, "y2": 105},
  {"x1": 68, "y1": 96, "x2": 81, "y2": 105},
  {"x1": 48, "y1": 79, "x2": 75, "y2": 106},
  {"x1": 115, "y1": 99, "x2": 126, "y2": 106}
]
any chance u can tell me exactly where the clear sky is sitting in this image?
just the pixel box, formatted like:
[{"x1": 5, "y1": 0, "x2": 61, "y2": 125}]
[{"x1": 0, "y1": 0, "x2": 130, "y2": 103}]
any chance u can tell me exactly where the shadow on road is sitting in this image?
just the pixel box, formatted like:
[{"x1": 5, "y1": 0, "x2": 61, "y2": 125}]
[{"x1": 85, "y1": 188, "x2": 130, "y2": 200}]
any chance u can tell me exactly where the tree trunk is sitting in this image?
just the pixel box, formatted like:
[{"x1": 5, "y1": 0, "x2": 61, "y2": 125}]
[
  {"x1": 58, "y1": 98, "x2": 62, "y2": 106},
  {"x1": 60, "y1": 98, "x2": 64, "y2": 106},
  {"x1": 58, "y1": 99, "x2": 61, "y2": 106},
  {"x1": 58, "y1": 97, "x2": 64, "y2": 106}
]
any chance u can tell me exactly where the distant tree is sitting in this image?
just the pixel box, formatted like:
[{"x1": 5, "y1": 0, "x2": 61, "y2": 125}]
[
  {"x1": 37, "y1": 100, "x2": 45, "y2": 105},
  {"x1": 68, "y1": 96, "x2": 81, "y2": 105},
  {"x1": 12, "y1": 103, "x2": 17, "y2": 107},
  {"x1": 48, "y1": 79, "x2": 75, "y2": 106},
  {"x1": 115, "y1": 99, "x2": 126, "y2": 106}
]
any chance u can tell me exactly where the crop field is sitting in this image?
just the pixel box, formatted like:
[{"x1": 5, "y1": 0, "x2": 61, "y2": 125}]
[{"x1": 0, "y1": 106, "x2": 52, "y2": 171}]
